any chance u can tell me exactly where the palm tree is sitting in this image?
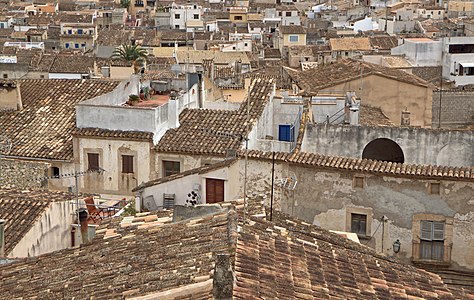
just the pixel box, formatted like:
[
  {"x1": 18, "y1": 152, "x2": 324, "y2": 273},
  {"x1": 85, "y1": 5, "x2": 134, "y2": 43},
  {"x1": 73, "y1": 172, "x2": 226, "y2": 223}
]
[{"x1": 111, "y1": 44, "x2": 148, "y2": 74}]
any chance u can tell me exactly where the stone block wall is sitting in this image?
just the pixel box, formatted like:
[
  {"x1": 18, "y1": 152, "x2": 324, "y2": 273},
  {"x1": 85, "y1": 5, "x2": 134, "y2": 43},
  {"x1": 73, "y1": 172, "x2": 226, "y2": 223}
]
[
  {"x1": 432, "y1": 89, "x2": 474, "y2": 128},
  {"x1": 0, "y1": 158, "x2": 49, "y2": 189}
]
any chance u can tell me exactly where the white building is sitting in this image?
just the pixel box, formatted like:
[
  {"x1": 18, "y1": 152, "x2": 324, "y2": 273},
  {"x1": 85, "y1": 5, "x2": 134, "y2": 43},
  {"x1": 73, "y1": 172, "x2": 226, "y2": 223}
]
[{"x1": 169, "y1": 3, "x2": 203, "y2": 30}]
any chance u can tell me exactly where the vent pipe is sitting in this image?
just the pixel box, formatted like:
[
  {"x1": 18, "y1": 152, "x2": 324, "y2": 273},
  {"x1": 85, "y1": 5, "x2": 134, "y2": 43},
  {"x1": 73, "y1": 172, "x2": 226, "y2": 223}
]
[
  {"x1": 0, "y1": 219, "x2": 5, "y2": 257},
  {"x1": 78, "y1": 208, "x2": 89, "y2": 244}
]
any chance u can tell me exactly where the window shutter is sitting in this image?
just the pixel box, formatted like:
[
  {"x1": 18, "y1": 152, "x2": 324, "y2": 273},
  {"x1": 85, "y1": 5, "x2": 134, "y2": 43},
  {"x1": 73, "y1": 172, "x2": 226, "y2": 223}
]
[
  {"x1": 420, "y1": 221, "x2": 433, "y2": 240},
  {"x1": 433, "y1": 222, "x2": 445, "y2": 240}
]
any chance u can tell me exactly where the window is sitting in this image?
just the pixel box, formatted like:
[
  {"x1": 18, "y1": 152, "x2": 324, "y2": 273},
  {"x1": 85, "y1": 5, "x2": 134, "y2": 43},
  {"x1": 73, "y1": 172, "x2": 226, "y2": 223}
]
[
  {"x1": 353, "y1": 176, "x2": 364, "y2": 188},
  {"x1": 75, "y1": 43, "x2": 79, "y2": 48},
  {"x1": 193, "y1": 14, "x2": 199, "y2": 19},
  {"x1": 175, "y1": 25, "x2": 180, "y2": 29},
  {"x1": 2, "y1": 74, "x2": 7, "y2": 79},
  {"x1": 286, "y1": 11, "x2": 291, "y2": 16},
  {"x1": 234, "y1": 15, "x2": 243, "y2": 20},
  {"x1": 50, "y1": 166, "x2": 60, "y2": 178},
  {"x1": 65, "y1": 43, "x2": 70, "y2": 48},
  {"x1": 289, "y1": 35, "x2": 299, "y2": 42},
  {"x1": 122, "y1": 155, "x2": 134, "y2": 174},
  {"x1": 244, "y1": 42, "x2": 248, "y2": 46},
  {"x1": 87, "y1": 153, "x2": 100, "y2": 171},
  {"x1": 163, "y1": 160, "x2": 180, "y2": 177},
  {"x1": 278, "y1": 124, "x2": 294, "y2": 142},
  {"x1": 81, "y1": 43, "x2": 86, "y2": 48},
  {"x1": 420, "y1": 221, "x2": 445, "y2": 261},
  {"x1": 351, "y1": 213, "x2": 367, "y2": 236},
  {"x1": 68, "y1": 29, "x2": 72, "y2": 34},
  {"x1": 78, "y1": 29, "x2": 83, "y2": 34},
  {"x1": 206, "y1": 178, "x2": 224, "y2": 203},
  {"x1": 429, "y1": 182, "x2": 441, "y2": 195},
  {"x1": 175, "y1": 14, "x2": 181, "y2": 19},
  {"x1": 40, "y1": 75, "x2": 45, "y2": 79}
]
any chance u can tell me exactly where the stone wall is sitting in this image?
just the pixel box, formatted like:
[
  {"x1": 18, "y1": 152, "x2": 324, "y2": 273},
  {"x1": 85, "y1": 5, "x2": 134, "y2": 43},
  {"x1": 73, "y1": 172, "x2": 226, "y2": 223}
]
[
  {"x1": 0, "y1": 158, "x2": 49, "y2": 189},
  {"x1": 432, "y1": 89, "x2": 474, "y2": 128},
  {"x1": 302, "y1": 124, "x2": 474, "y2": 167},
  {"x1": 243, "y1": 157, "x2": 474, "y2": 271}
]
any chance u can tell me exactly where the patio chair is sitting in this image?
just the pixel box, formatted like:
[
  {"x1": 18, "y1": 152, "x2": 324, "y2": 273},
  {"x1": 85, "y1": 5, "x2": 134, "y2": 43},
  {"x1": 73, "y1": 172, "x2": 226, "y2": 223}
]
[{"x1": 84, "y1": 196, "x2": 104, "y2": 222}]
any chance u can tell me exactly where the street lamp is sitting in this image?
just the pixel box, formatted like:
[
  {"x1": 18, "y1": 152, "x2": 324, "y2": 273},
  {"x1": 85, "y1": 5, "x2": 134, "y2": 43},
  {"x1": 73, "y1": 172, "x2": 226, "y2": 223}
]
[{"x1": 393, "y1": 239, "x2": 401, "y2": 254}]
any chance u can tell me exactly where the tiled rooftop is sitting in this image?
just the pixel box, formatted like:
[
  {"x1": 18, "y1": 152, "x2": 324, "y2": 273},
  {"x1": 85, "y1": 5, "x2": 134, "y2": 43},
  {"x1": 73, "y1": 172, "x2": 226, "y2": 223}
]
[
  {"x1": 287, "y1": 59, "x2": 429, "y2": 93},
  {"x1": 0, "y1": 79, "x2": 120, "y2": 160},
  {"x1": 330, "y1": 37, "x2": 372, "y2": 51},
  {"x1": 244, "y1": 149, "x2": 474, "y2": 181},
  {"x1": 73, "y1": 128, "x2": 154, "y2": 141},
  {"x1": 0, "y1": 209, "x2": 236, "y2": 299},
  {"x1": 156, "y1": 77, "x2": 273, "y2": 155},
  {"x1": 235, "y1": 210, "x2": 473, "y2": 299},
  {"x1": 0, "y1": 189, "x2": 74, "y2": 256}
]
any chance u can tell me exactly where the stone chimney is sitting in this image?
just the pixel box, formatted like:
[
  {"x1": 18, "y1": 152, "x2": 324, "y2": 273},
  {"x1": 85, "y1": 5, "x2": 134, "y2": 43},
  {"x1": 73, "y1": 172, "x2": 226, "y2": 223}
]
[
  {"x1": 0, "y1": 219, "x2": 5, "y2": 257},
  {"x1": 213, "y1": 253, "x2": 234, "y2": 300},
  {"x1": 78, "y1": 208, "x2": 89, "y2": 244},
  {"x1": 401, "y1": 108, "x2": 411, "y2": 126},
  {"x1": 0, "y1": 81, "x2": 22, "y2": 111}
]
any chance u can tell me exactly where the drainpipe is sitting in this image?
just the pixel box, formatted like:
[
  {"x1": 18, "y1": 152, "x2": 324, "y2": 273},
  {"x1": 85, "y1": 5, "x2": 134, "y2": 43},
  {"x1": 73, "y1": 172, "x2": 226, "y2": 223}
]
[
  {"x1": 0, "y1": 219, "x2": 5, "y2": 257},
  {"x1": 78, "y1": 208, "x2": 89, "y2": 244}
]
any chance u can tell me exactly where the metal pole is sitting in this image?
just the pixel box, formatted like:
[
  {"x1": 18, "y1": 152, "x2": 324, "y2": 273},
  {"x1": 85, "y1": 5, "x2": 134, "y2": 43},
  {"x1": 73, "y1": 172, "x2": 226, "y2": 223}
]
[
  {"x1": 75, "y1": 172, "x2": 80, "y2": 226},
  {"x1": 243, "y1": 91, "x2": 249, "y2": 231},
  {"x1": 270, "y1": 151, "x2": 275, "y2": 221}
]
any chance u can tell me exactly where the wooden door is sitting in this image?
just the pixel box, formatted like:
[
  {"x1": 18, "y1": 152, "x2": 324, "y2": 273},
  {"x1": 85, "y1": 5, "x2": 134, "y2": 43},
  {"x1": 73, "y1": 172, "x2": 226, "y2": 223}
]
[{"x1": 206, "y1": 179, "x2": 225, "y2": 203}]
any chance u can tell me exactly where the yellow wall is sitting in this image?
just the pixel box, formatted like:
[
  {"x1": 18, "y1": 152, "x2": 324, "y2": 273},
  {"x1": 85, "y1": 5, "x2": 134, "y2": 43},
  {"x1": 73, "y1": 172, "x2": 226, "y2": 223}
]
[
  {"x1": 230, "y1": 13, "x2": 248, "y2": 23},
  {"x1": 283, "y1": 33, "x2": 306, "y2": 47},
  {"x1": 448, "y1": 1, "x2": 474, "y2": 12},
  {"x1": 324, "y1": 74, "x2": 432, "y2": 127}
]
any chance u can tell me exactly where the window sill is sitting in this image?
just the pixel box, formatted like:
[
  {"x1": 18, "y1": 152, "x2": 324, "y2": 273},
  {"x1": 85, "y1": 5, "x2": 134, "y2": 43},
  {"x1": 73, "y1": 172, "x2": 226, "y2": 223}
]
[
  {"x1": 356, "y1": 234, "x2": 371, "y2": 240},
  {"x1": 412, "y1": 259, "x2": 451, "y2": 268}
]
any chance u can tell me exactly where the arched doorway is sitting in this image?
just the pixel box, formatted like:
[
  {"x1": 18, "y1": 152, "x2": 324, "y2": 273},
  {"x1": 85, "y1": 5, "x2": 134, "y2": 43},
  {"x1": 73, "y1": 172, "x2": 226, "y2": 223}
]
[{"x1": 362, "y1": 138, "x2": 404, "y2": 163}]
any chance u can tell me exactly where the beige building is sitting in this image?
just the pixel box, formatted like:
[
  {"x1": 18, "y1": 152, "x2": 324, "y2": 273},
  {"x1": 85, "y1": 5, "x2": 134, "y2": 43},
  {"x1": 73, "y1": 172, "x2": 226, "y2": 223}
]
[
  {"x1": 59, "y1": 23, "x2": 97, "y2": 51},
  {"x1": 229, "y1": 7, "x2": 248, "y2": 24},
  {"x1": 286, "y1": 59, "x2": 433, "y2": 127},
  {"x1": 276, "y1": 25, "x2": 307, "y2": 58}
]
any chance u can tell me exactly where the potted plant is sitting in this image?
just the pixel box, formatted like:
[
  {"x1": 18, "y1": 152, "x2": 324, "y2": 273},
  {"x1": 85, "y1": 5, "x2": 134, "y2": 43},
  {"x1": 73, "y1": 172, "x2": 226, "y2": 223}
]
[{"x1": 128, "y1": 94, "x2": 140, "y2": 106}]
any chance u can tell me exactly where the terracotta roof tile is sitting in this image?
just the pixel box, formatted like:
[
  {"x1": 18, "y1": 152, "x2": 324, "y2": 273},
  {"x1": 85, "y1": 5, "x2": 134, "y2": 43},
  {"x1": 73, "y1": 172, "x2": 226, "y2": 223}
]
[
  {"x1": 287, "y1": 59, "x2": 429, "y2": 93},
  {"x1": 244, "y1": 150, "x2": 474, "y2": 181},
  {"x1": 73, "y1": 128, "x2": 153, "y2": 141},
  {"x1": 156, "y1": 78, "x2": 273, "y2": 155},
  {"x1": 0, "y1": 79, "x2": 120, "y2": 160}
]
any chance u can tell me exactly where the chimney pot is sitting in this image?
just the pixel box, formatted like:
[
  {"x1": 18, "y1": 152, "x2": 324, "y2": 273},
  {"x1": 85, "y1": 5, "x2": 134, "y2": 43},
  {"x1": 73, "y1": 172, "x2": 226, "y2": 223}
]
[{"x1": 77, "y1": 208, "x2": 89, "y2": 244}]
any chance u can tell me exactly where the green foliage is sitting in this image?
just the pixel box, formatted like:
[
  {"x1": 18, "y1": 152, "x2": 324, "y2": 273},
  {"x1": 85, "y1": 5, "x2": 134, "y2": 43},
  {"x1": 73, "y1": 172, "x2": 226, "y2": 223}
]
[
  {"x1": 122, "y1": 199, "x2": 137, "y2": 217},
  {"x1": 111, "y1": 44, "x2": 148, "y2": 74},
  {"x1": 120, "y1": 0, "x2": 130, "y2": 8},
  {"x1": 128, "y1": 94, "x2": 140, "y2": 101}
]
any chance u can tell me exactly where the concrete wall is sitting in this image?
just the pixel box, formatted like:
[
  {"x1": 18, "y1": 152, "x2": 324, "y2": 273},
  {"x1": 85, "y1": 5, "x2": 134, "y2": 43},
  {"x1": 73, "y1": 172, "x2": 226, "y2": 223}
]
[
  {"x1": 48, "y1": 73, "x2": 83, "y2": 79},
  {"x1": 9, "y1": 200, "x2": 75, "y2": 258},
  {"x1": 242, "y1": 158, "x2": 474, "y2": 271},
  {"x1": 139, "y1": 160, "x2": 240, "y2": 208},
  {"x1": 77, "y1": 137, "x2": 153, "y2": 195},
  {"x1": 322, "y1": 74, "x2": 432, "y2": 127},
  {"x1": 391, "y1": 40, "x2": 442, "y2": 66},
  {"x1": 302, "y1": 124, "x2": 474, "y2": 167},
  {"x1": 432, "y1": 90, "x2": 474, "y2": 128}
]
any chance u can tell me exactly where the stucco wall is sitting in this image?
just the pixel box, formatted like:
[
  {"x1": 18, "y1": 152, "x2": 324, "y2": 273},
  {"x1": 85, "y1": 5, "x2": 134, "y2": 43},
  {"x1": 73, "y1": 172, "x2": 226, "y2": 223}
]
[
  {"x1": 322, "y1": 74, "x2": 432, "y2": 127},
  {"x1": 9, "y1": 200, "x2": 75, "y2": 258},
  {"x1": 0, "y1": 158, "x2": 49, "y2": 189},
  {"x1": 242, "y1": 158, "x2": 474, "y2": 270},
  {"x1": 77, "y1": 137, "x2": 153, "y2": 195},
  {"x1": 432, "y1": 90, "x2": 474, "y2": 128},
  {"x1": 302, "y1": 124, "x2": 474, "y2": 167}
]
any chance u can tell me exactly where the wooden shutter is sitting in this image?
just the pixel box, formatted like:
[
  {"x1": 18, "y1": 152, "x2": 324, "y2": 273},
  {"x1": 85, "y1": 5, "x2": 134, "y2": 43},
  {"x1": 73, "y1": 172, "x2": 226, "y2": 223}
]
[
  {"x1": 87, "y1": 153, "x2": 99, "y2": 171},
  {"x1": 122, "y1": 155, "x2": 134, "y2": 173},
  {"x1": 420, "y1": 221, "x2": 433, "y2": 240},
  {"x1": 206, "y1": 179, "x2": 225, "y2": 203},
  {"x1": 433, "y1": 222, "x2": 445, "y2": 240}
]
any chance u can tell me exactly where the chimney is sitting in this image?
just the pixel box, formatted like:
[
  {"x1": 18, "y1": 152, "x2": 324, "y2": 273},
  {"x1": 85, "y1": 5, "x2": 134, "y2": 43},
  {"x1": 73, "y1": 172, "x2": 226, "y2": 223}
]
[
  {"x1": 0, "y1": 82, "x2": 22, "y2": 111},
  {"x1": 167, "y1": 92, "x2": 180, "y2": 129},
  {"x1": 78, "y1": 208, "x2": 89, "y2": 244},
  {"x1": 401, "y1": 108, "x2": 411, "y2": 126},
  {"x1": 0, "y1": 219, "x2": 5, "y2": 257},
  {"x1": 213, "y1": 253, "x2": 234, "y2": 300}
]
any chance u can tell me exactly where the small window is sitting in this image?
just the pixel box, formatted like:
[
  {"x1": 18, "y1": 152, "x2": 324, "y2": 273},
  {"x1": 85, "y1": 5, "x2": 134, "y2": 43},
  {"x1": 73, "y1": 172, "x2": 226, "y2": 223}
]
[
  {"x1": 163, "y1": 160, "x2": 180, "y2": 177},
  {"x1": 353, "y1": 176, "x2": 364, "y2": 188},
  {"x1": 193, "y1": 14, "x2": 199, "y2": 19},
  {"x1": 351, "y1": 213, "x2": 367, "y2": 236},
  {"x1": 234, "y1": 15, "x2": 243, "y2": 20},
  {"x1": 78, "y1": 29, "x2": 83, "y2": 34},
  {"x1": 40, "y1": 75, "x2": 45, "y2": 79},
  {"x1": 175, "y1": 25, "x2": 180, "y2": 29},
  {"x1": 429, "y1": 182, "x2": 441, "y2": 195},
  {"x1": 122, "y1": 155, "x2": 134, "y2": 173},
  {"x1": 87, "y1": 153, "x2": 100, "y2": 171},
  {"x1": 289, "y1": 35, "x2": 299, "y2": 42},
  {"x1": 65, "y1": 43, "x2": 70, "y2": 48},
  {"x1": 244, "y1": 42, "x2": 248, "y2": 46},
  {"x1": 81, "y1": 43, "x2": 86, "y2": 48},
  {"x1": 286, "y1": 11, "x2": 291, "y2": 16},
  {"x1": 420, "y1": 221, "x2": 445, "y2": 261},
  {"x1": 68, "y1": 29, "x2": 72, "y2": 34},
  {"x1": 75, "y1": 43, "x2": 79, "y2": 48},
  {"x1": 175, "y1": 14, "x2": 180, "y2": 19},
  {"x1": 50, "y1": 166, "x2": 60, "y2": 178},
  {"x1": 2, "y1": 74, "x2": 7, "y2": 79}
]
